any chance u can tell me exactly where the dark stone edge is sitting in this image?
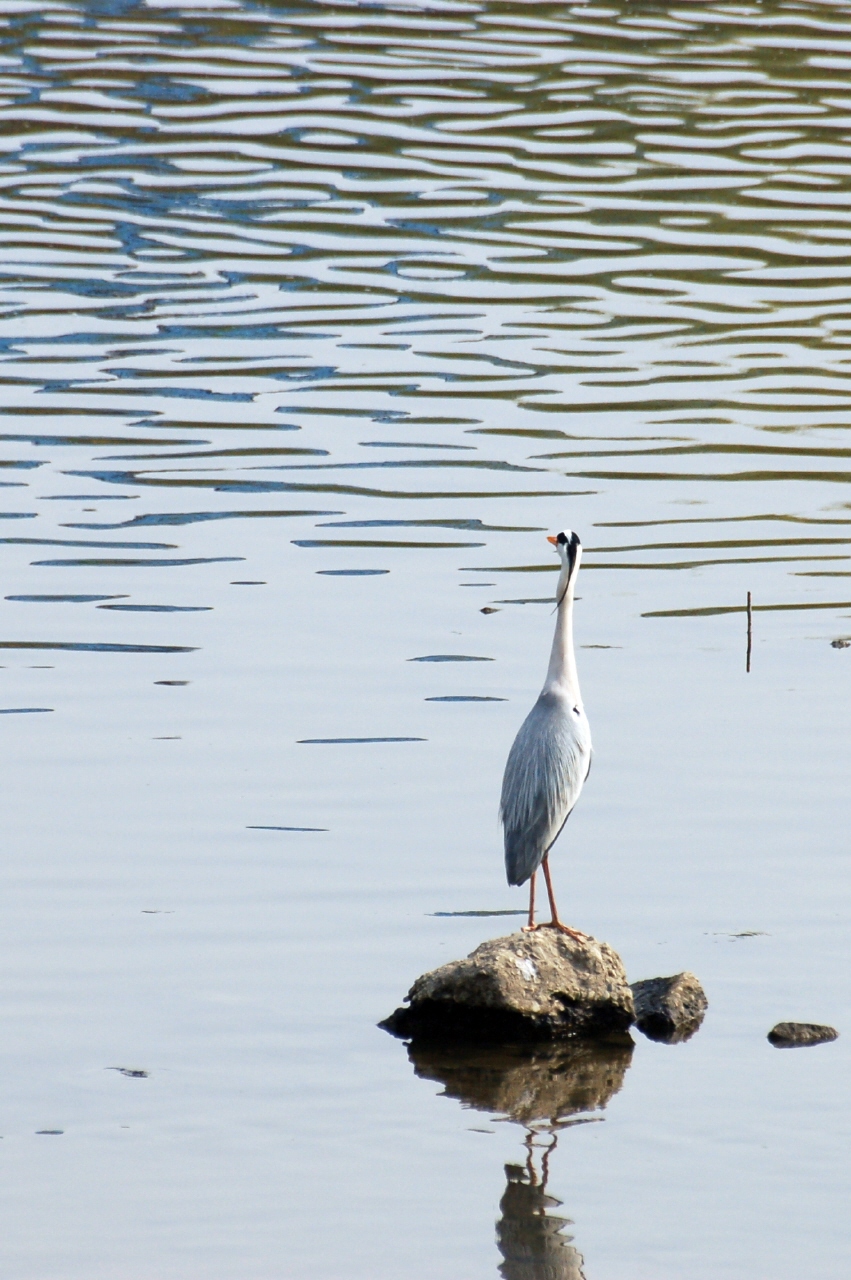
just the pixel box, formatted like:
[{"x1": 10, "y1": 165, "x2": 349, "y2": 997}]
[
  {"x1": 380, "y1": 997, "x2": 634, "y2": 1045},
  {"x1": 634, "y1": 1012, "x2": 705, "y2": 1045}
]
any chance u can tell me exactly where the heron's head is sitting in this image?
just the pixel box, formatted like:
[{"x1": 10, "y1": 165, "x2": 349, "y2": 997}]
[{"x1": 547, "y1": 529, "x2": 581, "y2": 584}]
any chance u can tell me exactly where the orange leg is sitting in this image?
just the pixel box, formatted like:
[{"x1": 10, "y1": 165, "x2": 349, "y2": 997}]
[
  {"x1": 521, "y1": 870, "x2": 537, "y2": 932},
  {"x1": 541, "y1": 856, "x2": 587, "y2": 942}
]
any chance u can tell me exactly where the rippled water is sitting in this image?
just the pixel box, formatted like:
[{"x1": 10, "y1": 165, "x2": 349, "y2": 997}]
[{"x1": 1, "y1": 0, "x2": 850, "y2": 1276}]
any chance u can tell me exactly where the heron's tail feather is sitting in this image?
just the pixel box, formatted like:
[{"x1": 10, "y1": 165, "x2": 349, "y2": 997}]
[{"x1": 504, "y1": 831, "x2": 545, "y2": 887}]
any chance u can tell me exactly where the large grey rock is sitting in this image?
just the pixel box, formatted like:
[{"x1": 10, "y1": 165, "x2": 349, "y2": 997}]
[
  {"x1": 380, "y1": 930, "x2": 635, "y2": 1042},
  {"x1": 630, "y1": 972, "x2": 707, "y2": 1044},
  {"x1": 768, "y1": 1021, "x2": 838, "y2": 1048}
]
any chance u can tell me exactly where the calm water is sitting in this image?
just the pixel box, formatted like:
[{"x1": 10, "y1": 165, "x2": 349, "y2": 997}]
[{"x1": 1, "y1": 0, "x2": 849, "y2": 1275}]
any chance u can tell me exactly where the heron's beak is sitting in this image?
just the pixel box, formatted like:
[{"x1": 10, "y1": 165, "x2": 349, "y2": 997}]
[{"x1": 546, "y1": 535, "x2": 558, "y2": 546}]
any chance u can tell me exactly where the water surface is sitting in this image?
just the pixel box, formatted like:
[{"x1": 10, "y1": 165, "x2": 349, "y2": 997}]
[{"x1": 0, "y1": 1, "x2": 849, "y2": 1276}]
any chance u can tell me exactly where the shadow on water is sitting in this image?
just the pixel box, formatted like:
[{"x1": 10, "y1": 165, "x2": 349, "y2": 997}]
[{"x1": 406, "y1": 1037, "x2": 633, "y2": 1277}]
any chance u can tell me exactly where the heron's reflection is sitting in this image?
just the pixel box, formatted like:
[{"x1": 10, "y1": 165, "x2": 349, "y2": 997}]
[
  {"x1": 498, "y1": 1133, "x2": 584, "y2": 1280},
  {"x1": 405, "y1": 1036, "x2": 633, "y2": 1278}
]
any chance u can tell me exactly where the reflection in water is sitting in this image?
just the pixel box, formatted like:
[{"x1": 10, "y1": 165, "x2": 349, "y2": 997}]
[
  {"x1": 407, "y1": 1037, "x2": 633, "y2": 1276},
  {"x1": 408, "y1": 1037, "x2": 633, "y2": 1128},
  {"x1": 498, "y1": 1136, "x2": 585, "y2": 1280}
]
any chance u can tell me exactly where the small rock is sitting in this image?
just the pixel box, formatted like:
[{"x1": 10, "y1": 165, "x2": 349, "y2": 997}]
[
  {"x1": 631, "y1": 972, "x2": 707, "y2": 1044},
  {"x1": 768, "y1": 1021, "x2": 838, "y2": 1048},
  {"x1": 830, "y1": 637, "x2": 851, "y2": 649},
  {"x1": 380, "y1": 929, "x2": 635, "y2": 1042}
]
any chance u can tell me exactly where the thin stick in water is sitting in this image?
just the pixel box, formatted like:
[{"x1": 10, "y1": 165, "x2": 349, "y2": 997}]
[{"x1": 746, "y1": 591, "x2": 752, "y2": 673}]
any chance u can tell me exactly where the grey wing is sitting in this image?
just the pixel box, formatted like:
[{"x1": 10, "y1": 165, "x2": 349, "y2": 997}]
[{"x1": 500, "y1": 692, "x2": 591, "y2": 886}]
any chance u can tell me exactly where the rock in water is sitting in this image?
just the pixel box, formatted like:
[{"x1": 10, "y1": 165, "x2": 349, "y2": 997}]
[
  {"x1": 630, "y1": 972, "x2": 708, "y2": 1043},
  {"x1": 768, "y1": 1021, "x2": 838, "y2": 1048},
  {"x1": 380, "y1": 930, "x2": 635, "y2": 1041}
]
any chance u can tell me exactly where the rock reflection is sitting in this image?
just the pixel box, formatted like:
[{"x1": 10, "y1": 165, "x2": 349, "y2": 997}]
[
  {"x1": 407, "y1": 1037, "x2": 633, "y2": 1127},
  {"x1": 406, "y1": 1037, "x2": 633, "y2": 1277}
]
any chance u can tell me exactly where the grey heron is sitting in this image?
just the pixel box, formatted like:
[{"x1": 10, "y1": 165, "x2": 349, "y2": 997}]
[{"x1": 500, "y1": 530, "x2": 592, "y2": 938}]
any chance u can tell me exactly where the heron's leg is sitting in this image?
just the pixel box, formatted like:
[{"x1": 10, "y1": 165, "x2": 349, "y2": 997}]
[
  {"x1": 524, "y1": 1131, "x2": 536, "y2": 1183},
  {"x1": 521, "y1": 871, "x2": 537, "y2": 932},
  {"x1": 541, "y1": 856, "x2": 588, "y2": 942},
  {"x1": 540, "y1": 1133, "x2": 557, "y2": 1188}
]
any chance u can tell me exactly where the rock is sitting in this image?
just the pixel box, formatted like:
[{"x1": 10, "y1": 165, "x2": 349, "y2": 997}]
[
  {"x1": 830, "y1": 637, "x2": 851, "y2": 649},
  {"x1": 380, "y1": 930, "x2": 635, "y2": 1042},
  {"x1": 630, "y1": 972, "x2": 707, "y2": 1044},
  {"x1": 407, "y1": 1036, "x2": 633, "y2": 1126},
  {"x1": 768, "y1": 1021, "x2": 838, "y2": 1048}
]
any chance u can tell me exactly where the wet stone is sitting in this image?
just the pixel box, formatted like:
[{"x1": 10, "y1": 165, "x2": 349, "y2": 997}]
[
  {"x1": 631, "y1": 972, "x2": 708, "y2": 1044},
  {"x1": 768, "y1": 1021, "x2": 838, "y2": 1048},
  {"x1": 380, "y1": 930, "x2": 635, "y2": 1042}
]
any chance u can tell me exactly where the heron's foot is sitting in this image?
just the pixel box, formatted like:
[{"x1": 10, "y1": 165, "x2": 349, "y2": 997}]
[
  {"x1": 541, "y1": 919, "x2": 589, "y2": 943},
  {"x1": 521, "y1": 923, "x2": 540, "y2": 934}
]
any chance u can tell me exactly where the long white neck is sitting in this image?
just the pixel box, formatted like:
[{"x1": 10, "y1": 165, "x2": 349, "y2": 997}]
[{"x1": 543, "y1": 564, "x2": 580, "y2": 699}]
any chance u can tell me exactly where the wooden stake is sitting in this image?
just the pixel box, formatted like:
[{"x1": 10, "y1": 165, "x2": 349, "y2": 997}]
[{"x1": 746, "y1": 591, "x2": 752, "y2": 673}]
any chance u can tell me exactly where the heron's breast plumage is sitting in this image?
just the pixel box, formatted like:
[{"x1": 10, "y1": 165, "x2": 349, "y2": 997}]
[{"x1": 500, "y1": 689, "x2": 592, "y2": 886}]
